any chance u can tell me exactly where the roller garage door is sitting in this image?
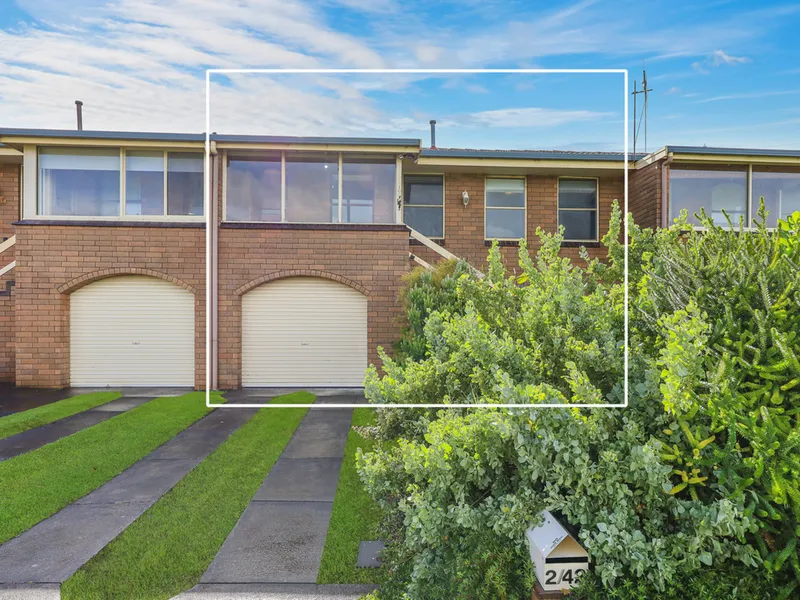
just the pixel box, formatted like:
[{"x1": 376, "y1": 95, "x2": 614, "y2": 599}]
[
  {"x1": 70, "y1": 276, "x2": 195, "y2": 386},
  {"x1": 242, "y1": 277, "x2": 368, "y2": 387}
]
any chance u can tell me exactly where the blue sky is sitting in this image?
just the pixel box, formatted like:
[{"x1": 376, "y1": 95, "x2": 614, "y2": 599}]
[{"x1": 1, "y1": 0, "x2": 799, "y2": 151}]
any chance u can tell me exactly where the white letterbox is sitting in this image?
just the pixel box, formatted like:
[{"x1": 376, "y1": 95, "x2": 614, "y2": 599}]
[{"x1": 526, "y1": 511, "x2": 589, "y2": 593}]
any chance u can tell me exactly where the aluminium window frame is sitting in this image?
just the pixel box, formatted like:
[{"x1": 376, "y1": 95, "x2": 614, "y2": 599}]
[
  {"x1": 222, "y1": 150, "x2": 402, "y2": 226},
  {"x1": 35, "y1": 146, "x2": 205, "y2": 221},
  {"x1": 401, "y1": 172, "x2": 446, "y2": 239},
  {"x1": 557, "y1": 175, "x2": 600, "y2": 243},
  {"x1": 668, "y1": 163, "x2": 752, "y2": 230},
  {"x1": 484, "y1": 175, "x2": 527, "y2": 242}
]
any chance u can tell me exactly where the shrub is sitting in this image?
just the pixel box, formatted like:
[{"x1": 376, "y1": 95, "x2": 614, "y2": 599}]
[
  {"x1": 394, "y1": 259, "x2": 474, "y2": 362},
  {"x1": 360, "y1": 205, "x2": 800, "y2": 599}
]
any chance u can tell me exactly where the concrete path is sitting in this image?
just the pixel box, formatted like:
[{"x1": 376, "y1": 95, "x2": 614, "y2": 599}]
[
  {"x1": 0, "y1": 406, "x2": 259, "y2": 586},
  {"x1": 198, "y1": 394, "x2": 362, "y2": 587},
  {"x1": 0, "y1": 388, "x2": 193, "y2": 462},
  {"x1": 0, "y1": 385, "x2": 85, "y2": 418},
  {"x1": 173, "y1": 583, "x2": 376, "y2": 600},
  {"x1": 0, "y1": 396, "x2": 152, "y2": 462}
]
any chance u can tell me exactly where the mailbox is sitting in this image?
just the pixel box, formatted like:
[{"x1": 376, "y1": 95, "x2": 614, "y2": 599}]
[{"x1": 526, "y1": 511, "x2": 589, "y2": 594}]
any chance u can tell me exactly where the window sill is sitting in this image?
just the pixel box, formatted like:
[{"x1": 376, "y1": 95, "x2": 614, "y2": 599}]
[
  {"x1": 220, "y1": 221, "x2": 409, "y2": 232},
  {"x1": 410, "y1": 237, "x2": 445, "y2": 246},
  {"x1": 561, "y1": 241, "x2": 601, "y2": 248},
  {"x1": 14, "y1": 219, "x2": 205, "y2": 228},
  {"x1": 485, "y1": 239, "x2": 522, "y2": 247}
]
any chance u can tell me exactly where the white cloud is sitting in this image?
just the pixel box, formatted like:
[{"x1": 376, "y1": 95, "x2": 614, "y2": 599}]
[
  {"x1": 445, "y1": 107, "x2": 613, "y2": 129},
  {"x1": 709, "y1": 49, "x2": 750, "y2": 66}
]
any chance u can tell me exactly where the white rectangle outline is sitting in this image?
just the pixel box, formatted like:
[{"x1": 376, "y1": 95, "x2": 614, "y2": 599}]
[{"x1": 205, "y1": 68, "x2": 628, "y2": 409}]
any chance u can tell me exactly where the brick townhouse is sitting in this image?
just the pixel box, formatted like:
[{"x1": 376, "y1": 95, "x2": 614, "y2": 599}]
[{"x1": 0, "y1": 128, "x2": 798, "y2": 390}]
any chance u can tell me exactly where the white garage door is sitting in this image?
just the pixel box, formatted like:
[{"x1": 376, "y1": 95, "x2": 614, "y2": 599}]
[
  {"x1": 70, "y1": 276, "x2": 195, "y2": 386},
  {"x1": 242, "y1": 277, "x2": 368, "y2": 387}
]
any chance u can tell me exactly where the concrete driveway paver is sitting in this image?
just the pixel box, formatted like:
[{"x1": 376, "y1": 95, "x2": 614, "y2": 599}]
[
  {"x1": 0, "y1": 396, "x2": 152, "y2": 462},
  {"x1": 199, "y1": 399, "x2": 357, "y2": 587},
  {"x1": 0, "y1": 407, "x2": 259, "y2": 586},
  {"x1": 201, "y1": 501, "x2": 335, "y2": 584},
  {"x1": 173, "y1": 583, "x2": 376, "y2": 600},
  {"x1": 0, "y1": 584, "x2": 60, "y2": 600},
  {"x1": 279, "y1": 410, "x2": 352, "y2": 460},
  {"x1": 253, "y1": 458, "x2": 343, "y2": 503}
]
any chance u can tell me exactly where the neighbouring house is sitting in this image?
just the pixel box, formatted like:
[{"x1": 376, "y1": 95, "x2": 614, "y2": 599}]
[{"x1": 0, "y1": 127, "x2": 798, "y2": 390}]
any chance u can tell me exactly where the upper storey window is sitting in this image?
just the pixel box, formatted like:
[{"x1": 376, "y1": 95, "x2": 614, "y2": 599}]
[
  {"x1": 225, "y1": 151, "x2": 398, "y2": 224},
  {"x1": 38, "y1": 147, "x2": 204, "y2": 218}
]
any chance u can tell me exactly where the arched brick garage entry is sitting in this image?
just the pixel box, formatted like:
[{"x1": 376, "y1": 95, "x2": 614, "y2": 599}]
[
  {"x1": 70, "y1": 275, "x2": 195, "y2": 386},
  {"x1": 240, "y1": 276, "x2": 368, "y2": 387}
]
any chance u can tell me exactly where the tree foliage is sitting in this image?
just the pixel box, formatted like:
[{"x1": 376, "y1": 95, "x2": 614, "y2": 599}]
[{"x1": 359, "y1": 205, "x2": 800, "y2": 599}]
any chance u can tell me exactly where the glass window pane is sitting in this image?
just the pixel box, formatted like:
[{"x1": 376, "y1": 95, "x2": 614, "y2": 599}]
[
  {"x1": 559, "y1": 210, "x2": 597, "y2": 241},
  {"x1": 559, "y1": 179, "x2": 597, "y2": 209},
  {"x1": 670, "y1": 168, "x2": 747, "y2": 227},
  {"x1": 404, "y1": 175, "x2": 443, "y2": 206},
  {"x1": 486, "y1": 178, "x2": 525, "y2": 208},
  {"x1": 404, "y1": 206, "x2": 443, "y2": 238},
  {"x1": 167, "y1": 152, "x2": 204, "y2": 216},
  {"x1": 125, "y1": 151, "x2": 164, "y2": 216},
  {"x1": 39, "y1": 147, "x2": 120, "y2": 217},
  {"x1": 227, "y1": 154, "x2": 281, "y2": 222},
  {"x1": 486, "y1": 208, "x2": 525, "y2": 239},
  {"x1": 752, "y1": 170, "x2": 800, "y2": 228},
  {"x1": 285, "y1": 153, "x2": 337, "y2": 223},
  {"x1": 342, "y1": 156, "x2": 396, "y2": 224}
]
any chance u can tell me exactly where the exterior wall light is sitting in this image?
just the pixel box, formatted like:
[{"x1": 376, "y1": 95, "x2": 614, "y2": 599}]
[{"x1": 462, "y1": 191, "x2": 470, "y2": 207}]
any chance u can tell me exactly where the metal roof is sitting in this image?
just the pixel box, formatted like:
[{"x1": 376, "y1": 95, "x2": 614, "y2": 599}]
[
  {"x1": 419, "y1": 147, "x2": 646, "y2": 161},
  {"x1": 665, "y1": 145, "x2": 800, "y2": 158},
  {"x1": 0, "y1": 128, "x2": 420, "y2": 146}
]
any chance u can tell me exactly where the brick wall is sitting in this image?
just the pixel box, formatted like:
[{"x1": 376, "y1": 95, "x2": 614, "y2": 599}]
[
  {"x1": 0, "y1": 163, "x2": 19, "y2": 382},
  {"x1": 14, "y1": 224, "x2": 206, "y2": 388},
  {"x1": 629, "y1": 160, "x2": 662, "y2": 229},
  {"x1": 408, "y1": 173, "x2": 624, "y2": 272},
  {"x1": 217, "y1": 225, "x2": 408, "y2": 389}
]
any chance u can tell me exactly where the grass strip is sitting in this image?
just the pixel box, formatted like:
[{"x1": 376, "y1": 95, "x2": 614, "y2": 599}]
[
  {"x1": 0, "y1": 391, "x2": 122, "y2": 440},
  {"x1": 317, "y1": 407, "x2": 382, "y2": 584},
  {"x1": 62, "y1": 392, "x2": 313, "y2": 600},
  {"x1": 0, "y1": 392, "x2": 220, "y2": 544}
]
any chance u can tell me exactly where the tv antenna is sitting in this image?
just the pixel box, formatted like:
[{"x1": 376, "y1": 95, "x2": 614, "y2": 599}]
[{"x1": 632, "y1": 67, "x2": 652, "y2": 155}]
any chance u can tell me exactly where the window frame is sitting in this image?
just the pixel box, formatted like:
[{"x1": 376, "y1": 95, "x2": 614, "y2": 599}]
[
  {"x1": 223, "y1": 150, "x2": 402, "y2": 226},
  {"x1": 668, "y1": 163, "x2": 751, "y2": 231},
  {"x1": 557, "y1": 176, "x2": 600, "y2": 243},
  {"x1": 401, "y1": 172, "x2": 446, "y2": 239},
  {"x1": 483, "y1": 176, "x2": 527, "y2": 242},
  {"x1": 35, "y1": 146, "x2": 205, "y2": 221}
]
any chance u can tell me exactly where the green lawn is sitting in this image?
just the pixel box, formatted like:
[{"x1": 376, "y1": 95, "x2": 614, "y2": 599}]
[
  {"x1": 62, "y1": 392, "x2": 313, "y2": 600},
  {"x1": 0, "y1": 391, "x2": 122, "y2": 440},
  {"x1": 0, "y1": 392, "x2": 219, "y2": 544},
  {"x1": 317, "y1": 407, "x2": 383, "y2": 584}
]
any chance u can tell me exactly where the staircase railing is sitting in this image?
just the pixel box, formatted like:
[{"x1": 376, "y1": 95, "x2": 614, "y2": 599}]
[
  {"x1": 0, "y1": 235, "x2": 16, "y2": 280},
  {"x1": 407, "y1": 228, "x2": 484, "y2": 278}
]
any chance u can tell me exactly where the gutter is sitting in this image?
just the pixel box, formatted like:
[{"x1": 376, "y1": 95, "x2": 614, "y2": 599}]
[{"x1": 661, "y1": 154, "x2": 673, "y2": 228}]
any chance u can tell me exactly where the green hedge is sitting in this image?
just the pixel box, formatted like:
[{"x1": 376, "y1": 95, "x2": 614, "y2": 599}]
[{"x1": 358, "y1": 205, "x2": 800, "y2": 599}]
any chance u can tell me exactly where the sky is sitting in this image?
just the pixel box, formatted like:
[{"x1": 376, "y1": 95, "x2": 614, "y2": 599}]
[{"x1": 1, "y1": 0, "x2": 799, "y2": 152}]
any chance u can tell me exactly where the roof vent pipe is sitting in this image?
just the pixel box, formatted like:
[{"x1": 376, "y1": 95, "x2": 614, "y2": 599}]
[
  {"x1": 75, "y1": 100, "x2": 83, "y2": 131},
  {"x1": 429, "y1": 119, "x2": 436, "y2": 149}
]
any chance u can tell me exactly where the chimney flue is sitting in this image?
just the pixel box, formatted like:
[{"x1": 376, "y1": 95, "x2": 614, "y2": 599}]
[
  {"x1": 75, "y1": 100, "x2": 83, "y2": 131},
  {"x1": 429, "y1": 119, "x2": 436, "y2": 148}
]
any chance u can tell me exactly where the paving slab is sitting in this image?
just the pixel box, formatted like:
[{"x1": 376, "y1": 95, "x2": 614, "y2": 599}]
[
  {"x1": 89, "y1": 397, "x2": 151, "y2": 412},
  {"x1": 356, "y1": 541, "x2": 385, "y2": 569},
  {"x1": 0, "y1": 502, "x2": 152, "y2": 583},
  {"x1": 279, "y1": 411, "x2": 352, "y2": 460},
  {"x1": 201, "y1": 501, "x2": 335, "y2": 584},
  {"x1": 76, "y1": 458, "x2": 200, "y2": 505},
  {"x1": 146, "y1": 409, "x2": 257, "y2": 460},
  {"x1": 173, "y1": 583, "x2": 376, "y2": 600},
  {"x1": 0, "y1": 407, "x2": 259, "y2": 585},
  {"x1": 253, "y1": 458, "x2": 343, "y2": 502}
]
